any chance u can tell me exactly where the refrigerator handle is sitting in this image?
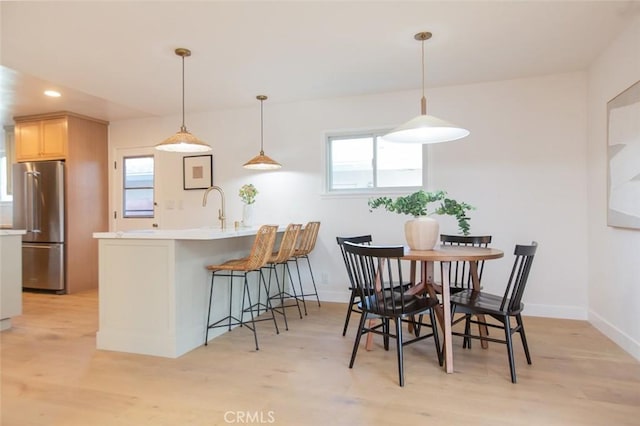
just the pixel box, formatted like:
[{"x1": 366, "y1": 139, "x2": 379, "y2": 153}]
[{"x1": 25, "y1": 171, "x2": 41, "y2": 233}]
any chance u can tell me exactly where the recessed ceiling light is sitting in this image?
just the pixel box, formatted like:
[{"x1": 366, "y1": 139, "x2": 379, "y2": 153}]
[{"x1": 44, "y1": 90, "x2": 61, "y2": 97}]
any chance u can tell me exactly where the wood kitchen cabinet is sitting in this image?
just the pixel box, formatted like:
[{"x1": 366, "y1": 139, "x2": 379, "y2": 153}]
[
  {"x1": 13, "y1": 112, "x2": 109, "y2": 294},
  {"x1": 15, "y1": 117, "x2": 68, "y2": 161}
]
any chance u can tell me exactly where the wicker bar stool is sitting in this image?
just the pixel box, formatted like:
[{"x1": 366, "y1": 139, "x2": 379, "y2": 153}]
[
  {"x1": 204, "y1": 225, "x2": 279, "y2": 350},
  {"x1": 263, "y1": 223, "x2": 303, "y2": 330},
  {"x1": 288, "y1": 221, "x2": 321, "y2": 315}
]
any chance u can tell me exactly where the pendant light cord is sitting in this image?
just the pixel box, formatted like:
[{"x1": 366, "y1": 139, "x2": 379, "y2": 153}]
[
  {"x1": 260, "y1": 98, "x2": 265, "y2": 154},
  {"x1": 181, "y1": 54, "x2": 186, "y2": 131},
  {"x1": 420, "y1": 37, "x2": 427, "y2": 115}
]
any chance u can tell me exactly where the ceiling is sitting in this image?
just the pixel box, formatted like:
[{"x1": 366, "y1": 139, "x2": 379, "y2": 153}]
[{"x1": 1, "y1": 1, "x2": 639, "y2": 127}]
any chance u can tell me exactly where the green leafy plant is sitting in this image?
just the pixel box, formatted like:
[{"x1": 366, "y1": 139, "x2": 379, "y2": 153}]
[
  {"x1": 368, "y1": 190, "x2": 475, "y2": 235},
  {"x1": 239, "y1": 184, "x2": 258, "y2": 204}
]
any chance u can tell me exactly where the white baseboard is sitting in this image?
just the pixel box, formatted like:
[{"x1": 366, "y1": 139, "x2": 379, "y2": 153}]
[
  {"x1": 589, "y1": 310, "x2": 640, "y2": 362},
  {"x1": 319, "y1": 289, "x2": 352, "y2": 304},
  {"x1": 523, "y1": 303, "x2": 587, "y2": 320}
]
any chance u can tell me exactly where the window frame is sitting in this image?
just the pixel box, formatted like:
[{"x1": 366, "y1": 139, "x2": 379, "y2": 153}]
[{"x1": 324, "y1": 129, "x2": 427, "y2": 195}]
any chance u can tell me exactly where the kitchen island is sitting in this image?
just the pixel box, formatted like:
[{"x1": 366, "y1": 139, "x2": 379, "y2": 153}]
[
  {"x1": 93, "y1": 227, "x2": 283, "y2": 358},
  {"x1": 0, "y1": 230, "x2": 25, "y2": 331}
]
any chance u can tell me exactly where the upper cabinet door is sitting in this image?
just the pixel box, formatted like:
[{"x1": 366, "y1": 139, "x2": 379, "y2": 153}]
[
  {"x1": 15, "y1": 121, "x2": 41, "y2": 160},
  {"x1": 15, "y1": 117, "x2": 68, "y2": 162},
  {"x1": 41, "y1": 118, "x2": 68, "y2": 159}
]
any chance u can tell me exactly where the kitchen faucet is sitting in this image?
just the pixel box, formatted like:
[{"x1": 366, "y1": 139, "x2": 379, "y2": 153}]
[{"x1": 202, "y1": 185, "x2": 226, "y2": 230}]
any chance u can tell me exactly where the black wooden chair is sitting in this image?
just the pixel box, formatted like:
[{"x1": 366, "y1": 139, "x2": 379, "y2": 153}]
[
  {"x1": 440, "y1": 234, "x2": 492, "y2": 348},
  {"x1": 450, "y1": 241, "x2": 538, "y2": 383},
  {"x1": 440, "y1": 234, "x2": 492, "y2": 294},
  {"x1": 343, "y1": 241, "x2": 442, "y2": 387},
  {"x1": 336, "y1": 235, "x2": 373, "y2": 336}
]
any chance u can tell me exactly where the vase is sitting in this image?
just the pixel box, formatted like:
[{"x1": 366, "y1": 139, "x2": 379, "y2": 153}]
[
  {"x1": 404, "y1": 216, "x2": 439, "y2": 250},
  {"x1": 242, "y1": 203, "x2": 254, "y2": 227}
]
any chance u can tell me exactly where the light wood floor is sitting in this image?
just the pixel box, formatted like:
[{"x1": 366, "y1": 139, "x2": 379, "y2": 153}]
[{"x1": 1, "y1": 290, "x2": 639, "y2": 426}]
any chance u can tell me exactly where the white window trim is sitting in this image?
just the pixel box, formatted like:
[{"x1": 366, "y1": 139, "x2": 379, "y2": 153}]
[{"x1": 321, "y1": 128, "x2": 429, "y2": 197}]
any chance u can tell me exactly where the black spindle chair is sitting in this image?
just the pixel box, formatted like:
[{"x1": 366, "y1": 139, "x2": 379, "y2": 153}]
[
  {"x1": 343, "y1": 241, "x2": 442, "y2": 387},
  {"x1": 450, "y1": 241, "x2": 538, "y2": 383}
]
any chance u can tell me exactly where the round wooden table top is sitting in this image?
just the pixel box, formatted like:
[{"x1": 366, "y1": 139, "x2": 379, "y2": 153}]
[{"x1": 402, "y1": 245, "x2": 504, "y2": 262}]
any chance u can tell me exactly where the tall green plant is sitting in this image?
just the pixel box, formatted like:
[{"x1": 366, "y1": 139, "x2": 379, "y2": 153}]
[{"x1": 368, "y1": 190, "x2": 475, "y2": 235}]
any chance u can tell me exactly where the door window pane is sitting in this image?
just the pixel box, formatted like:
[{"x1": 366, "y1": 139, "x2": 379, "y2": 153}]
[{"x1": 123, "y1": 156, "x2": 154, "y2": 218}]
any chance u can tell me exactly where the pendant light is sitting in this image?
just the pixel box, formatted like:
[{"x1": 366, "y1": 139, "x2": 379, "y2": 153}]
[
  {"x1": 383, "y1": 32, "x2": 469, "y2": 144},
  {"x1": 243, "y1": 95, "x2": 282, "y2": 170},
  {"x1": 155, "y1": 48, "x2": 211, "y2": 153}
]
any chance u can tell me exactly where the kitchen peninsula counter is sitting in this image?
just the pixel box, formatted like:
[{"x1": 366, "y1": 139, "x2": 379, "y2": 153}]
[
  {"x1": 93, "y1": 226, "x2": 282, "y2": 358},
  {"x1": 1, "y1": 230, "x2": 26, "y2": 331}
]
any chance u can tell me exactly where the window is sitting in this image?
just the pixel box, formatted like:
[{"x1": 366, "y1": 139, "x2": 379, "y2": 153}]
[
  {"x1": 122, "y1": 155, "x2": 154, "y2": 218},
  {"x1": 327, "y1": 130, "x2": 424, "y2": 192}
]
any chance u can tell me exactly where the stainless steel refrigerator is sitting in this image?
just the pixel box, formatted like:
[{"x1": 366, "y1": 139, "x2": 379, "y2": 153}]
[{"x1": 12, "y1": 161, "x2": 65, "y2": 292}]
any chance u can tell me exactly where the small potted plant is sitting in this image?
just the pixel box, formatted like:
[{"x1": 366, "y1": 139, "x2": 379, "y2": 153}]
[
  {"x1": 368, "y1": 190, "x2": 474, "y2": 250},
  {"x1": 239, "y1": 184, "x2": 258, "y2": 227}
]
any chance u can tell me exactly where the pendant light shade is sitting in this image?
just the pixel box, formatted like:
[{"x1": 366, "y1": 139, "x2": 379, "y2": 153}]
[
  {"x1": 243, "y1": 95, "x2": 281, "y2": 170},
  {"x1": 155, "y1": 48, "x2": 211, "y2": 153},
  {"x1": 383, "y1": 32, "x2": 469, "y2": 144}
]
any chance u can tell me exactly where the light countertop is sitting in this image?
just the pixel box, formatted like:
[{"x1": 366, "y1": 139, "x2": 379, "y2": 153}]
[
  {"x1": 93, "y1": 225, "x2": 283, "y2": 240},
  {"x1": 0, "y1": 230, "x2": 26, "y2": 236}
]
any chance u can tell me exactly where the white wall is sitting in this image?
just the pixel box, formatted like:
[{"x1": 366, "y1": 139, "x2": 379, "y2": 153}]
[
  {"x1": 587, "y1": 15, "x2": 640, "y2": 361},
  {"x1": 109, "y1": 71, "x2": 589, "y2": 321}
]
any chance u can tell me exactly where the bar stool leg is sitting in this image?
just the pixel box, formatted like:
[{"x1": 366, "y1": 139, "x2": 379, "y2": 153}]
[
  {"x1": 260, "y1": 269, "x2": 280, "y2": 335},
  {"x1": 291, "y1": 257, "x2": 308, "y2": 315},
  {"x1": 302, "y1": 254, "x2": 321, "y2": 308},
  {"x1": 205, "y1": 272, "x2": 216, "y2": 345},
  {"x1": 283, "y1": 262, "x2": 303, "y2": 319},
  {"x1": 243, "y1": 274, "x2": 259, "y2": 351}
]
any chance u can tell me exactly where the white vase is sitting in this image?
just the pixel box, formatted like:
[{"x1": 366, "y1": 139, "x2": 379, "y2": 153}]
[
  {"x1": 242, "y1": 203, "x2": 254, "y2": 227},
  {"x1": 404, "y1": 216, "x2": 439, "y2": 250}
]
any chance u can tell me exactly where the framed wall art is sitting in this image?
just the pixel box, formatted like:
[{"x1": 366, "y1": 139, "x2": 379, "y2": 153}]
[
  {"x1": 183, "y1": 154, "x2": 213, "y2": 190},
  {"x1": 607, "y1": 80, "x2": 640, "y2": 229}
]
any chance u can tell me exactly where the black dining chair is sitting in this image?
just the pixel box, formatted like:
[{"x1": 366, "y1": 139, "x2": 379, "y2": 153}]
[
  {"x1": 343, "y1": 241, "x2": 442, "y2": 387},
  {"x1": 440, "y1": 234, "x2": 492, "y2": 294},
  {"x1": 336, "y1": 235, "x2": 373, "y2": 336},
  {"x1": 450, "y1": 241, "x2": 538, "y2": 383},
  {"x1": 440, "y1": 234, "x2": 492, "y2": 348}
]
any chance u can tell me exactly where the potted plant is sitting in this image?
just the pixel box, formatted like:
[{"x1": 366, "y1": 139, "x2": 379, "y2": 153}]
[
  {"x1": 239, "y1": 184, "x2": 258, "y2": 227},
  {"x1": 368, "y1": 190, "x2": 474, "y2": 250}
]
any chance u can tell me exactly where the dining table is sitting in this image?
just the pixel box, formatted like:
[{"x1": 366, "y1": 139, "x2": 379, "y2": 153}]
[{"x1": 402, "y1": 245, "x2": 504, "y2": 373}]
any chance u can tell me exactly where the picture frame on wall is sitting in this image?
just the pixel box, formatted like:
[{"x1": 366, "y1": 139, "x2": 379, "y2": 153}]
[
  {"x1": 607, "y1": 80, "x2": 640, "y2": 230},
  {"x1": 183, "y1": 154, "x2": 213, "y2": 190}
]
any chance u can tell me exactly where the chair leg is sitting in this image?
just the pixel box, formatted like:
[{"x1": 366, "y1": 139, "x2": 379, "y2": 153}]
[
  {"x1": 292, "y1": 258, "x2": 308, "y2": 315},
  {"x1": 430, "y1": 308, "x2": 443, "y2": 367},
  {"x1": 259, "y1": 269, "x2": 280, "y2": 335},
  {"x1": 342, "y1": 288, "x2": 357, "y2": 336},
  {"x1": 463, "y1": 314, "x2": 472, "y2": 349},
  {"x1": 243, "y1": 275, "x2": 259, "y2": 351},
  {"x1": 270, "y1": 264, "x2": 289, "y2": 331},
  {"x1": 395, "y1": 318, "x2": 405, "y2": 387},
  {"x1": 504, "y1": 316, "x2": 517, "y2": 383},
  {"x1": 383, "y1": 319, "x2": 390, "y2": 350},
  {"x1": 283, "y1": 262, "x2": 303, "y2": 319},
  {"x1": 303, "y1": 255, "x2": 321, "y2": 307},
  {"x1": 516, "y1": 314, "x2": 532, "y2": 365},
  {"x1": 204, "y1": 272, "x2": 215, "y2": 345},
  {"x1": 349, "y1": 311, "x2": 368, "y2": 368}
]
